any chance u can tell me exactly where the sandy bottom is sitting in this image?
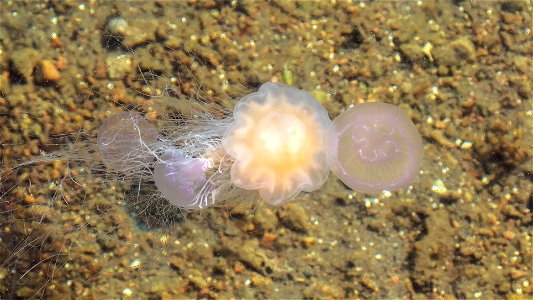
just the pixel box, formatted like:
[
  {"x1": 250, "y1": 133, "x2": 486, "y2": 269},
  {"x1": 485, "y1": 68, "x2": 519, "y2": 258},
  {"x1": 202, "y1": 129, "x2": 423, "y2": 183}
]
[{"x1": 0, "y1": 1, "x2": 531, "y2": 299}]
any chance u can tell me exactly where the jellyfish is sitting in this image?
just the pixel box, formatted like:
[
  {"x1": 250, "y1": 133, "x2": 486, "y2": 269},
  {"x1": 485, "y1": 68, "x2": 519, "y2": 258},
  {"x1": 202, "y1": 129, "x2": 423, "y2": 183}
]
[
  {"x1": 152, "y1": 149, "x2": 212, "y2": 210},
  {"x1": 325, "y1": 102, "x2": 423, "y2": 193},
  {"x1": 97, "y1": 109, "x2": 234, "y2": 210},
  {"x1": 97, "y1": 86, "x2": 423, "y2": 211},
  {"x1": 222, "y1": 82, "x2": 332, "y2": 206},
  {"x1": 97, "y1": 111, "x2": 159, "y2": 173}
]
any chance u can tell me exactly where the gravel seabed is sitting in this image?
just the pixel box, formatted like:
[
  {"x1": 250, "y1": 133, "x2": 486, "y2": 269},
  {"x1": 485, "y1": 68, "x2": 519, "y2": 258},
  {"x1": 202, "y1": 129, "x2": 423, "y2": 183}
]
[{"x1": 0, "y1": 1, "x2": 531, "y2": 299}]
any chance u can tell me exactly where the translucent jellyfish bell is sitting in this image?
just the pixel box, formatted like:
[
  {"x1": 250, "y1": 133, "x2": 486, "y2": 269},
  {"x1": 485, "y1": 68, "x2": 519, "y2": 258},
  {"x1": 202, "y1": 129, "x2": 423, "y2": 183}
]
[
  {"x1": 326, "y1": 102, "x2": 423, "y2": 193},
  {"x1": 97, "y1": 111, "x2": 159, "y2": 173},
  {"x1": 153, "y1": 149, "x2": 212, "y2": 210}
]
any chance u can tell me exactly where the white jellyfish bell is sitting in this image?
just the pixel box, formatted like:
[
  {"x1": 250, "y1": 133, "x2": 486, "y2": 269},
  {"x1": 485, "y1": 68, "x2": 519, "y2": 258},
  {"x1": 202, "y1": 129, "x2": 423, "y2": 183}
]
[{"x1": 222, "y1": 82, "x2": 332, "y2": 206}]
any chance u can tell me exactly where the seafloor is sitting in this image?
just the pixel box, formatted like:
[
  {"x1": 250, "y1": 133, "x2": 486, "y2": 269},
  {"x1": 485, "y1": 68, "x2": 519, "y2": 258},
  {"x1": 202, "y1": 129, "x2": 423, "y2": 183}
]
[{"x1": 0, "y1": 1, "x2": 531, "y2": 299}]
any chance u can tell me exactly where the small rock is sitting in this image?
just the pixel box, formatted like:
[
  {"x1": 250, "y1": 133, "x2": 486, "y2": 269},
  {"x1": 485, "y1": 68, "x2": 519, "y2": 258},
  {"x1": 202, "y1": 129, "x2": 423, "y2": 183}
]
[
  {"x1": 122, "y1": 19, "x2": 158, "y2": 48},
  {"x1": 259, "y1": 232, "x2": 277, "y2": 249},
  {"x1": 238, "y1": 239, "x2": 268, "y2": 273},
  {"x1": 0, "y1": 268, "x2": 7, "y2": 280},
  {"x1": 433, "y1": 37, "x2": 476, "y2": 66},
  {"x1": 0, "y1": 72, "x2": 10, "y2": 95},
  {"x1": 16, "y1": 287, "x2": 34, "y2": 298},
  {"x1": 301, "y1": 236, "x2": 316, "y2": 249},
  {"x1": 34, "y1": 60, "x2": 61, "y2": 83},
  {"x1": 459, "y1": 245, "x2": 476, "y2": 257},
  {"x1": 169, "y1": 256, "x2": 184, "y2": 270},
  {"x1": 450, "y1": 37, "x2": 476, "y2": 61},
  {"x1": 0, "y1": 48, "x2": 8, "y2": 71},
  {"x1": 106, "y1": 54, "x2": 132, "y2": 79},
  {"x1": 501, "y1": 1, "x2": 528, "y2": 12},
  {"x1": 107, "y1": 17, "x2": 129, "y2": 36},
  {"x1": 509, "y1": 269, "x2": 529, "y2": 280},
  {"x1": 10, "y1": 48, "x2": 40, "y2": 83},
  {"x1": 485, "y1": 213, "x2": 499, "y2": 225},
  {"x1": 279, "y1": 203, "x2": 310, "y2": 232},
  {"x1": 501, "y1": 205, "x2": 521, "y2": 218},
  {"x1": 399, "y1": 43, "x2": 425, "y2": 63},
  {"x1": 185, "y1": 269, "x2": 208, "y2": 289},
  {"x1": 233, "y1": 261, "x2": 246, "y2": 273},
  {"x1": 253, "y1": 206, "x2": 278, "y2": 231},
  {"x1": 431, "y1": 179, "x2": 448, "y2": 194},
  {"x1": 94, "y1": 60, "x2": 107, "y2": 79},
  {"x1": 360, "y1": 275, "x2": 379, "y2": 293},
  {"x1": 25, "y1": 204, "x2": 57, "y2": 222},
  {"x1": 503, "y1": 230, "x2": 516, "y2": 240},
  {"x1": 516, "y1": 80, "x2": 531, "y2": 99}
]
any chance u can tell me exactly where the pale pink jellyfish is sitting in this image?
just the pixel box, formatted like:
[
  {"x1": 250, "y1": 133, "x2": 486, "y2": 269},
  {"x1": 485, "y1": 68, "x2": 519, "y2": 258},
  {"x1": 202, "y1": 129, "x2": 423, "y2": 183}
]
[
  {"x1": 326, "y1": 102, "x2": 423, "y2": 193},
  {"x1": 153, "y1": 149, "x2": 211, "y2": 209},
  {"x1": 222, "y1": 82, "x2": 331, "y2": 206}
]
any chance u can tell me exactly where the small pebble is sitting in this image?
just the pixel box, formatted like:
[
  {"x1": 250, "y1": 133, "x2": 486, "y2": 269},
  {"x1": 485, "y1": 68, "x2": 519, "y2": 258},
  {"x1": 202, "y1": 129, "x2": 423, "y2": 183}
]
[
  {"x1": 106, "y1": 54, "x2": 132, "y2": 79},
  {"x1": 431, "y1": 179, "x2": 448, "y2": 194},
  {"x1": 460, "y1": 141, "x2": 473, "y2": 150},
  {"x1": 16, "y1": 287, "x2": 34, "y2": 298},
  {"x1": 260, "y1": 232, "x2": 277, "y2": 248},
  {"x1": 34, "y1": 60, "x2": 61, "y2": 83},
  {"x1": 122, "y1": 288, "x2": 133, "y2": 296},
  {"x1": 279, "y1": 204, "x2": 310, "y2": 232},
  {"x1": 130, "y1": 259, "x2": 141, "y2": 269},
  {"x1": 0, "y1": 268, "x2": 7, "y2": 280},
  {"x1": 301, "y1": 236, "x2": 316, "y2": 249},
  {"x1": 107, "y1": 17, "x2": 129, "y2": 36}
]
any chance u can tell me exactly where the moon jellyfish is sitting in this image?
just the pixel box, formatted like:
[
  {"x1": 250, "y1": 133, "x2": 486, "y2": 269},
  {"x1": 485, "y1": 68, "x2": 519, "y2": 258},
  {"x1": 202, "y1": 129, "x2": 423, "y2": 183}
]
[
  {"x1": 153, "y1": 149, "x2": 212, "y2": 210},
  {"x1": 326, "y1": 102, "x2": 423, "y2": 193},
  {"x1": 97, "y1": 111, "x2": 159, "y2": 173}
]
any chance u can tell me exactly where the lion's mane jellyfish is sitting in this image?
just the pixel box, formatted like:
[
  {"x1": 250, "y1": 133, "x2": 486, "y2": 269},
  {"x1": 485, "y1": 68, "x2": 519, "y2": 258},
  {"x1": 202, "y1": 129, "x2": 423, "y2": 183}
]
[
  {"x1": 97, "y1": 111, "x2": 159, "y2": 173},
  {"x1": 326, "y1": 102, "x2": 423, "y2": 193},
  {"x1": 222, "y1": 82, "x2": 331, "y2": 206}
]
